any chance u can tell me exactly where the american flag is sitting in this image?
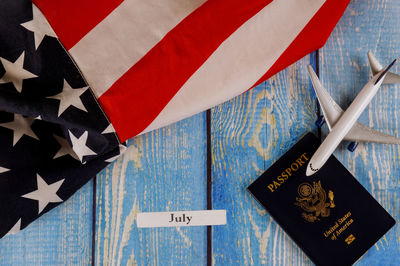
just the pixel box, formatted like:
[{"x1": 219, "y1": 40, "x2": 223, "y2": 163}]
[{"x1": 0, "y1": 0, "x2": 349, "y2": 237}]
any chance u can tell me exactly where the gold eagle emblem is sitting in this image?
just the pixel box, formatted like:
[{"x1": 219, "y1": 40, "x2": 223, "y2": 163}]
[{"x1": 294, "y1": 181, "x2": 335, "y2": 222}]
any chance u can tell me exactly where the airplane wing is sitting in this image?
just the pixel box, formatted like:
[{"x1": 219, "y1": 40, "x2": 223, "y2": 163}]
[
  {"x1": 307, "y1": 65, "x2": 400, "y2": 144},
  {"x1": 368, "y1": 51, "x2": 400, "y2": 84},
  {"x1": 345, "y1": 122, "x2": 400, "y2": 143},
  {"x1": 307, "y1": 65, "x2": 343, "y2": 131}
]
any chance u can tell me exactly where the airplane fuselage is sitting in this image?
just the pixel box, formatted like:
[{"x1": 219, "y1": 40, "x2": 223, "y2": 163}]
[{"x1": 306, "y1": 71, "x2": 386, "y2": 176}]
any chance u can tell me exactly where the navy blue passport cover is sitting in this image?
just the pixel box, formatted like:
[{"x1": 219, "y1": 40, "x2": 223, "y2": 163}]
[{"x1": 247, "y1": 132, "x2": 395, "y2": 266}]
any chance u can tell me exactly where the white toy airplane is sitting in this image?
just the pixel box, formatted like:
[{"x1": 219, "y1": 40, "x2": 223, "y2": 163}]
[{"x1": 306, "y1": 52, "x2": 400, "y2": 176}]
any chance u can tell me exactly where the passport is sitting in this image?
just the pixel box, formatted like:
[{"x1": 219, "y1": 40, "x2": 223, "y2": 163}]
[{"x1": 247, "y1": 132, "x2": 395, "y2": 266}]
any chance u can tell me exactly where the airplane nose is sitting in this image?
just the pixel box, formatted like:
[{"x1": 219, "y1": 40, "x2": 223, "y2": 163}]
[{"x1": 306, "y1": 163, "x2": 315, "y2": 176}]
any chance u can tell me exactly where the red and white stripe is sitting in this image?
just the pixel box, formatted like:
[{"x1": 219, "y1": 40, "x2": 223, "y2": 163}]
[{"x1": 33, "y1": 0, "x2": 350, "y2": 142}]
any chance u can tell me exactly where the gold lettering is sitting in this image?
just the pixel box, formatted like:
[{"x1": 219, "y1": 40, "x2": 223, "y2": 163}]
[
  {"x1": 296, "y1": 158, "x2": 305, "y2": 166},
  {"x1": 338, "y1": 211, "x2": 351, "y2": 224},
  {"x1": 291, "y1": 163, "x2": 299, "y2": 171},
  {"x1": 324, "y1": 212, "x2": 354, "y2": 240},
  {"x1": 335, "y1": 218, "x2": 353, "y2": 237},
  {"x1": 266, "y1": 153, "x2": 309, "y2": 193},
  {"x1": 324, "y1": 222, "x2": 339, "y2": 237},
  {"x1": 285, "y1": 168, "x2": 292, "y2": 176},
  {"x1": 273, "y1": 180, "x2": 281, "y2": 189}
]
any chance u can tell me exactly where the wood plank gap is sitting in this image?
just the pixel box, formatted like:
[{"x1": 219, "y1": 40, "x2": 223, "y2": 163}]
[
  {"x1": 315, "y1": 49, "x2": 322, "y2": 140},
  {"x1": 91, "y1": 175, "x2": 97, "y2": 266},
  {"x1": 206, "y1": 109, "x2": 212, "y2": 266}
]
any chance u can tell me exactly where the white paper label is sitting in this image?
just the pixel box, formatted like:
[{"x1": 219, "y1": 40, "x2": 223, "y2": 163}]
[{"x1": 137, "y1": 210, "x2": 227, "y2": 228}]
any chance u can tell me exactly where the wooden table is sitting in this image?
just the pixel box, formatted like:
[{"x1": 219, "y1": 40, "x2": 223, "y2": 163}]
[{"x1": 1, "y1": 1, "x2": 399, "y2": 265}]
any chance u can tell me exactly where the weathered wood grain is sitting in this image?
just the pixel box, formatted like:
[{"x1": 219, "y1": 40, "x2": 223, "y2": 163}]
[
  {"x1": 319, "y1": 1, "x2": 400, "y2": 264},
  {"x1": 210, "y1": 55, "x2": 318, "y2": 265},
  {"x1": 0, "y1": 180, "x2": 93, "y2": 265},
  {"x1": 3, "y1": 2, "x2": 400, "y2": 265},
  {"x1": 94, "y1": 113, "x2": 207, "y2": 266}
]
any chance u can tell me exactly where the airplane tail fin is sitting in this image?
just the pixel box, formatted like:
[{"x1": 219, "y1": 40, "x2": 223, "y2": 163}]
[{"x1": 368, "y1": 51, "x2": 400, "y2": 84}]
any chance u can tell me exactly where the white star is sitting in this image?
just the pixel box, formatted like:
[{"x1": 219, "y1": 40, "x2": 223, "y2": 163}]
[
  {"x1": 53, "y1": 134, "x2": 79, "y2": 160},
  {"x1": 105, "y1": 144, "x2": 127, "y2": 163},
  {"x1": 68, "y1": 130, "x2": 97, "y2": 162},
  {"x1": 0, "y1": 114, "x2": 39, "y2": 146},
  {"x1": 5, "y1": 218, "x2": 21, "y2": 237},
  {"x1": 0, "y1": 52, "x2": 37, "y2": 93},
  {"x1": 0, "y1": 167, "x2": 10, "y2": 173},
  {"x1": 20, "y1": 4, "x2": 57, "y2": 50},
  {"x1": 47, "y1": 80, "x2": 88, "y2": 117},
  {"x1": 101, "y1": 124, "x2": 115, "y2": 134},
  {"x1": 21, "y1": 174, "x2": 64, "y2": 214}
]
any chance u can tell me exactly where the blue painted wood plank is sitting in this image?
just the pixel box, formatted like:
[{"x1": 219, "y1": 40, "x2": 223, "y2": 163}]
[
  {"x1": 94, "y1": 113, "x2": 207, "y2": 265},
  {"x1": 0, "y1": 180, "x2": 93, "y2": 265},
  {"x1": 211, "y1": 55, "x2": 318, "y2": 265},
  {"x1": 319, "y1": 1, "x2": 400, "y2": 264}
]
